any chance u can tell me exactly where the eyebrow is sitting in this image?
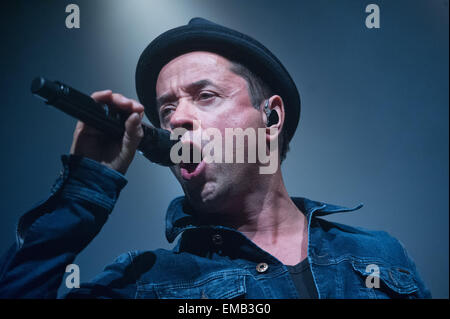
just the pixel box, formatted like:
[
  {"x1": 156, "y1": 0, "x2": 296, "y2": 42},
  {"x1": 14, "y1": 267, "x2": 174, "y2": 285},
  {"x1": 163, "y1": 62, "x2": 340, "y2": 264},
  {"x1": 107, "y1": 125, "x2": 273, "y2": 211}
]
[{"x1": 156, "y1": 79, "x2": 221, "y2": 108}]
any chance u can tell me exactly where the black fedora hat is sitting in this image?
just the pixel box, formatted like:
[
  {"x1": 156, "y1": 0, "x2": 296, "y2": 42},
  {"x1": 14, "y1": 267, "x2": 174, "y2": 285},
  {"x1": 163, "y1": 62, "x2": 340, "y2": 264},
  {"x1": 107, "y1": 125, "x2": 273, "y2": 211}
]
[{"x1": 135, "y1": 17, "x2": 301, "y2": 143}]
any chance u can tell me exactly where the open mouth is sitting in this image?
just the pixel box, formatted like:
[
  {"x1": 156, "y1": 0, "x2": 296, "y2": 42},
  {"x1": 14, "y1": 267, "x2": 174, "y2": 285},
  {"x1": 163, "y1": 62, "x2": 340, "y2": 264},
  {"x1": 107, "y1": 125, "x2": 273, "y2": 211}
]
[
  {"x1": 180, "y1": 162, "x2": 198, "y2": 173},
  {"x1": 178, "y1": 142, "x2": 205, "y2": 180}
]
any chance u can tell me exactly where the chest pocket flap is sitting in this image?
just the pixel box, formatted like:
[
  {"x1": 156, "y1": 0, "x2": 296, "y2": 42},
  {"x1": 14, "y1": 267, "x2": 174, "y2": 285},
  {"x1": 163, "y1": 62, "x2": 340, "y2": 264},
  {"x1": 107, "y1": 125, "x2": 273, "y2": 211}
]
[
  {"x1": 153, "y1": 271, "x2": 246, "y2": 299},
  {"x1": 352, "y1": 260, "x2": 418, "y2": 295}
]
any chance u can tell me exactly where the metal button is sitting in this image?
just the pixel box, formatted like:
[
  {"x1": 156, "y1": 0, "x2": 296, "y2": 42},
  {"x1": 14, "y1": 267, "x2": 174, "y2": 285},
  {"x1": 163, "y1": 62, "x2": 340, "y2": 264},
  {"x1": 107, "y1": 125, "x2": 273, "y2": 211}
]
[
  {"x1": 211, "y1": 233, "x2": 223, "y2": 245},
  {"x1": 256, "y1": 262, "x2": 269, "y2": 273}
]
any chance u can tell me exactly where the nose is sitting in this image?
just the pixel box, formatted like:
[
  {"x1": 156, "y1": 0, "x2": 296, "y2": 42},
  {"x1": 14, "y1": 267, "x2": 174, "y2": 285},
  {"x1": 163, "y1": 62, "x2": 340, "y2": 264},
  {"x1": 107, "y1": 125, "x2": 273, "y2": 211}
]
[{"x1": 169, "y1": 98, "x2": 197, "y2": 131}]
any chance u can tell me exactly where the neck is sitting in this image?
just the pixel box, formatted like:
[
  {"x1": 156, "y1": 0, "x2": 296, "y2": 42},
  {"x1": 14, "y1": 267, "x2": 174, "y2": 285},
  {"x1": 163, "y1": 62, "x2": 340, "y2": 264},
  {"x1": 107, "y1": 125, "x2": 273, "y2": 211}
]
[
  {"x1": 234, "y1": 171, "x2": 305, "y2": 238},
  {"x1": 197, "y1": 169, "x2": 308, "y2": 264}
]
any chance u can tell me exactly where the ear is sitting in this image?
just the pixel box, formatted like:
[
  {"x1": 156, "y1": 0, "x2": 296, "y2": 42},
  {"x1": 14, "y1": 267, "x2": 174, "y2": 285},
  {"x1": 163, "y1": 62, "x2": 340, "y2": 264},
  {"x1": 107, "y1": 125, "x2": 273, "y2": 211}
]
[{"x1": 261, "y1": 95, "x2": 285, "y2": 143}]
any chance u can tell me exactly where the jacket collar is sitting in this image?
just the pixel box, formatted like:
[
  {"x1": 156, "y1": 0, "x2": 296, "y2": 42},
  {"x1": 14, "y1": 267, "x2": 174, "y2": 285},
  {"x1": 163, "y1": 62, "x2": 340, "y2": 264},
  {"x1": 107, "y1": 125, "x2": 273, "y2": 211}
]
[{"x1": 165, "y1": 196, "x2": 363, "y2": 243}]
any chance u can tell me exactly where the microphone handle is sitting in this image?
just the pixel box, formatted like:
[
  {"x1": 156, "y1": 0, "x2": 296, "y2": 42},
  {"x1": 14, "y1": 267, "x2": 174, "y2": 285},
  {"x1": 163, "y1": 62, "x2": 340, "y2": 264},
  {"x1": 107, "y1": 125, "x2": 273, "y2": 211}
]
[{"x1": 30, "y1": 77, "x2": 177, "y2": 166}]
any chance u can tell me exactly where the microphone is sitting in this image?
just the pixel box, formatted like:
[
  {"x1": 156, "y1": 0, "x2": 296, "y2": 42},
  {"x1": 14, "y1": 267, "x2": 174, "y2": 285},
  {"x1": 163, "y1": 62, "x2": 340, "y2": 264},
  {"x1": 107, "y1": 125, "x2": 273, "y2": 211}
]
[{"x1": 30, "y1": 77, "x2": 177, "y2": 166}]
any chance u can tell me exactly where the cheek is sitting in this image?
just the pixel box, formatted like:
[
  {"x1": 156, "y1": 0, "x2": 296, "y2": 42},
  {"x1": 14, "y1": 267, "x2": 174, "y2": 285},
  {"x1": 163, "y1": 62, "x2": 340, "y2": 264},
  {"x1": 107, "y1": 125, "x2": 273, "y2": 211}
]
[{"x1": 207, "y1": 106, "x2": 262, "y2": 132}]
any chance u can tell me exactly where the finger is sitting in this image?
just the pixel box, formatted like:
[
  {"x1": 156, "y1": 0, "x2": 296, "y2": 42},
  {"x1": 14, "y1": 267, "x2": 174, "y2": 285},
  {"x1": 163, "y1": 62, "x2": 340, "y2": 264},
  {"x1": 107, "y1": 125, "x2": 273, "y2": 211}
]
[
  {"x1": 130, "y1": 100, "x2": 145, "y2": 114},
  {"x1": 123, "y1": 112, "x2": 144, "y2": 151},
  {"x1": 92, "y1": 91, "x2": 143, "y2": 115},
  {"x1": 110, "y1": 94, "x2": 145, "y2": 114},
  {"x1": 91, "y1": 90, "x2": 112, "y2": 101},
  {"x1": 125, "y1": 112, "x2": 144, "y2": 141},
  {"x1": 110, "y1": 93, "x2": 134, "y2": 112}
]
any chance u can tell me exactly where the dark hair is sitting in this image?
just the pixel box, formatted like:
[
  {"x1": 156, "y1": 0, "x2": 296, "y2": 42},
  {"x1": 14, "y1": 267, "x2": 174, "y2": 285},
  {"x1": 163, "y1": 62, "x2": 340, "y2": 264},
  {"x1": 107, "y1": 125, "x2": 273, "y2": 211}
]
[{"x1": 228, "y1": 61, "x2": 290, "y2": 163}]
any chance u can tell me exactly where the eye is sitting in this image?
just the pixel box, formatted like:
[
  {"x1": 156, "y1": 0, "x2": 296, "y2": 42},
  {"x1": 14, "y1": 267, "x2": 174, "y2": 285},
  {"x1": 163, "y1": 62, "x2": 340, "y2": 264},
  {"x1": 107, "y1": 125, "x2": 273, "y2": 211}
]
[
  {"x1": 197, "y1": 91, "x2": 217, "y2": 101},
  {"x1": 160, "y1": 105, "x2": 175, "y2": 119}
]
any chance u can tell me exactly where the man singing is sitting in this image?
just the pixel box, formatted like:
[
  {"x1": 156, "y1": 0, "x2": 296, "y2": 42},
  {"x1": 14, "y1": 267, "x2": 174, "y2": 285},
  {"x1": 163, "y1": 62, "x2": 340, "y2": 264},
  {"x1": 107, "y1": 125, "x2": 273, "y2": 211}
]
[{"x1": 0, "y1": 18, "x2": 431, "y2": 298}]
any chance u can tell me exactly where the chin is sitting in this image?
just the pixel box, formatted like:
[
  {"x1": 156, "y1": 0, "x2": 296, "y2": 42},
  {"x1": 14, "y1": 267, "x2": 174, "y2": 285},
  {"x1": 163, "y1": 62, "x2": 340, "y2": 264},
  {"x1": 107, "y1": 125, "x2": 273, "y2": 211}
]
[
  {"x1": 199, "y1": 181, "x2": 221, "y2": 203},
  {"x1": 186, "y1": 180, "x2": 218, "y2": 208},
  {"x1": 185, "y1": 179, "x2": 235, "y2": 216}
]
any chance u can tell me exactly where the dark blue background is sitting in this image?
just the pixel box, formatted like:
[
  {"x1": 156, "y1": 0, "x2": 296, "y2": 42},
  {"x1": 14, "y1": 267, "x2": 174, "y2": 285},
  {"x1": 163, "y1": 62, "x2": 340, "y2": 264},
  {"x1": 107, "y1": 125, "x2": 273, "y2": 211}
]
[{"x1": 0, "y1": 0, "x2": 448, "y2": 298}]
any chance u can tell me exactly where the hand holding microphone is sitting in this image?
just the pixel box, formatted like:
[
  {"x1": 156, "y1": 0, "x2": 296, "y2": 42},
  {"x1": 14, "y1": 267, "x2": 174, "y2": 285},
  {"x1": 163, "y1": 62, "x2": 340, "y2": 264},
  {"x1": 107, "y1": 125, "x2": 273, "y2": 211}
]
[
  {"x1": 31, "y1": 77, "x2": 178, "y2": 174},
  {"x1": 70, "y1": 90, "x2": 145, "y2": 175}
]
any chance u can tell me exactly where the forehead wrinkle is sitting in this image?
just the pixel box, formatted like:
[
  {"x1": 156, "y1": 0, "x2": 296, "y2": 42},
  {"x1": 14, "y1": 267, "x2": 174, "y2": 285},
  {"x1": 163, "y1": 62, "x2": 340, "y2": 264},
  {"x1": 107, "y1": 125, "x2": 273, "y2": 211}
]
[{"x1": 156, "y1": 52, "x2": 250, "y2": 109}]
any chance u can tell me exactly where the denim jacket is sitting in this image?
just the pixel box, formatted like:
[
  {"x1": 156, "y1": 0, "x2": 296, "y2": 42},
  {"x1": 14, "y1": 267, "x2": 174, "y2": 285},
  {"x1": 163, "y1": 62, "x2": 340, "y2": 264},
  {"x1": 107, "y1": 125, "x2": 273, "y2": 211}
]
[{"x1": 0, "y1": 155, "x2": 432, "y2": 299}]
